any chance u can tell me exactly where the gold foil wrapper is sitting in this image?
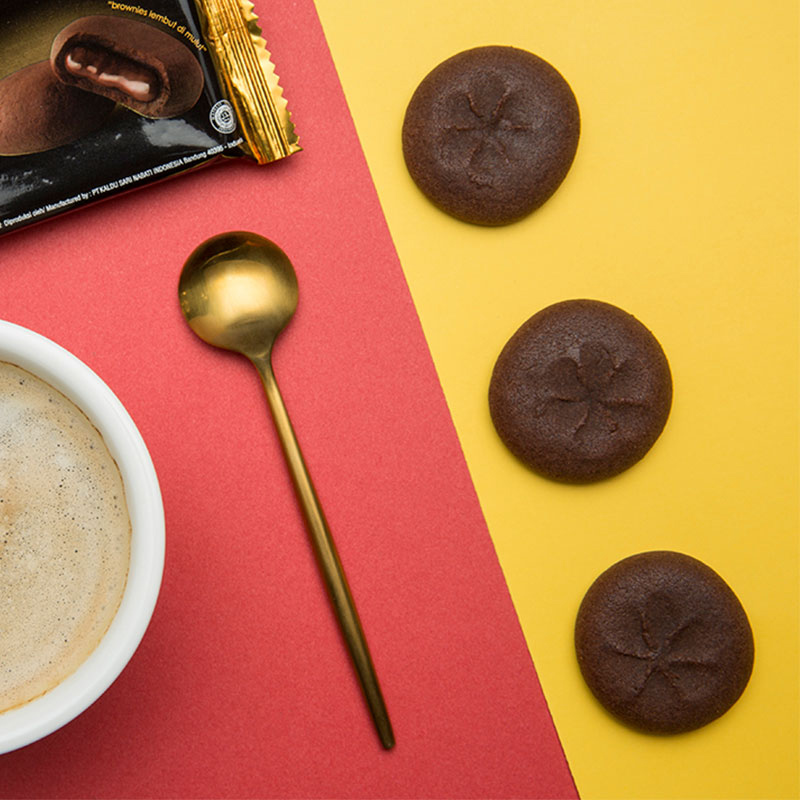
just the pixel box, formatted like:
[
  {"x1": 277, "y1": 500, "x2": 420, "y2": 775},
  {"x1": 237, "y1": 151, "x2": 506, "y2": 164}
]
[{"x1": 197, "y1": 0, "x2": 300, "y2": 163}]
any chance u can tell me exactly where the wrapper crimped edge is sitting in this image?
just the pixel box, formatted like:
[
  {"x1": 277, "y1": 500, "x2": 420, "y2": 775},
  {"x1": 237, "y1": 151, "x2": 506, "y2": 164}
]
[{"x1": 197, "y1": 0, "x2": 300, "y2": 163}]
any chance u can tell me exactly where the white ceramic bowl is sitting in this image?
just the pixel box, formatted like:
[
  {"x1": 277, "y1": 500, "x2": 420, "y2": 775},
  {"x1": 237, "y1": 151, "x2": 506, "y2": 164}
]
[{"x1": 0, "y1": 320, "x2": 164, "y2": 754}]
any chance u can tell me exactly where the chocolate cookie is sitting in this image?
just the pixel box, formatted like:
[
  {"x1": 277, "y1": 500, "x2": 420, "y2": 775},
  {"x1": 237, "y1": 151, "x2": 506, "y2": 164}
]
[
  {"x1": 402, "y1": 46, "x2": 580, "y2": 225},
  {"x1": 488, "y1": 300, "x2": 672, "y2": 483},
  {"x1": 0, "y1": 61, "x2": 115, "y2": 156},
  {"x1": 575, "y1": 552, "x2": 754, "y2": 734},
  {"x1": 51, "y1": 16, "x2": 204, "y2": 118}
]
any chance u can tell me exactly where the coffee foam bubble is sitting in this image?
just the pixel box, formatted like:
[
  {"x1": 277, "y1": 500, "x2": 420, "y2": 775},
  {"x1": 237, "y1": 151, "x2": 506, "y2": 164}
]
[{"x1": 0, "y1": 361, "x2": 131, "y2": 713}]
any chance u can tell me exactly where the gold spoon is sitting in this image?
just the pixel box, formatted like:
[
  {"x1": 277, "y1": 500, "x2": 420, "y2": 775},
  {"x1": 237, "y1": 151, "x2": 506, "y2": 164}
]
[{"x1": 179, "y1": 231, "x2": 395, "y2": 750}]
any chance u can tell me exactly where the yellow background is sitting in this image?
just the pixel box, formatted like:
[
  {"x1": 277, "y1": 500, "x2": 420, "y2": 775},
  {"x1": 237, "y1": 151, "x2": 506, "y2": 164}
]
[{"x1": 314, "y1": 2, "x2": 799, "y2": 797}]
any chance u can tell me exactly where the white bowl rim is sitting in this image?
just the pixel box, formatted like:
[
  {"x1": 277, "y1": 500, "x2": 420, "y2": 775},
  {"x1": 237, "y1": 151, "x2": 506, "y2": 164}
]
[{"x1": 0, "y1": 320, "x2": 165, "y2": 754}]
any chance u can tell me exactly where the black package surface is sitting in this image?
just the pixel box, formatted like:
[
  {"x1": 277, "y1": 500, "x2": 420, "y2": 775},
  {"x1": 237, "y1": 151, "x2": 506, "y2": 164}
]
[{"x1": 0, "y1": 0, "x2": 298, "y2": 234}]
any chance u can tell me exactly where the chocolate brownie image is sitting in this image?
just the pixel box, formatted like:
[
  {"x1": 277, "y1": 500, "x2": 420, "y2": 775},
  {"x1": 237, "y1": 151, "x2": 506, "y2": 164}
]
[
  {"x1": 489, "y1": 299, "x2": 672, "y2": 483},
  {"x1": 402, "y1": 46, "x2": 580, "y2": 225},
  {"x1": 51, "y1": 16, "x2": 204, "y2": 118},
  {"x1": 0, "y1": 61, "x2": 115, "y2": 156},
  {"x1": 575, "y1": 551, "x2": 755, "y2": 734}
]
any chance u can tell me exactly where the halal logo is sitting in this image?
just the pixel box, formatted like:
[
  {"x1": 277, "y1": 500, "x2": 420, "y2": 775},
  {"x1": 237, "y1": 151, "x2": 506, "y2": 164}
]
[{"x1": 210, "y1": 100, "x2": 236, "y2": 134}]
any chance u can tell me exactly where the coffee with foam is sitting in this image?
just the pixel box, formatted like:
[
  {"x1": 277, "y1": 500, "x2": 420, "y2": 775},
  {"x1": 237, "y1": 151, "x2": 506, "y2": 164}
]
[{"x1": 0, "y1": 361, "x2": 131, "y2": 714}]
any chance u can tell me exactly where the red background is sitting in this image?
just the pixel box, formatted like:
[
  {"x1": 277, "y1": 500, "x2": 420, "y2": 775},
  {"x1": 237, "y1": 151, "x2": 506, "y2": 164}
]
[{"x1": 0, "y1": 1, "x2": 575, "y2": 796}]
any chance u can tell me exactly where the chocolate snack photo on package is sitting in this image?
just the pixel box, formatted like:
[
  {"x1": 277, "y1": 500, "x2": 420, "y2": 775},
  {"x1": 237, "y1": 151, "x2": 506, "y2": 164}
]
[{"x1": 0, "y1": 0, "x2": 299, "y2": 234}]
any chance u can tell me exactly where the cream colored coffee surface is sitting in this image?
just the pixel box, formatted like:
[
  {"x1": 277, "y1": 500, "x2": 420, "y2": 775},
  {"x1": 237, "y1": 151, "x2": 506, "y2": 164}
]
[{"x1": 0, "y1": 361, "x2": 130, "y2": 713}]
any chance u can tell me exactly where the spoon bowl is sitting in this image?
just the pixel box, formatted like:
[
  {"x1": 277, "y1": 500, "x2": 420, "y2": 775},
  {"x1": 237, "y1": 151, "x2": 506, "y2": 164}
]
[
  {"x1": 179, "y1": 231, "x2": 394, "y2": 750},
  {"x1": 179, "y1": 232, "x2": 298, "y2": 358}
]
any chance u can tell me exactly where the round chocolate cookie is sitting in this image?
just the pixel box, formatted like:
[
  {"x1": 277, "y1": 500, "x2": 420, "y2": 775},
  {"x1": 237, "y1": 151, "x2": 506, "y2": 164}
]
[
  {"x1": 488, "y1": 299, "x2": 672, "y2": 483},
  {"x1": 575, "y1": 552, "x2": 754, "y2": 734},
  {"x1": 402, "y1": 46, "x2": 580, "y2": 225},
  {"x1": 51, "y1": 15, "x2": 205, "y2": 119}
]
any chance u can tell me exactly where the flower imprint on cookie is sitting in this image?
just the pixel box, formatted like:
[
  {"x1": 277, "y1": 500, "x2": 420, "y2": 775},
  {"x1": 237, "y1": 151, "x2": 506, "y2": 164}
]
[
  {"x1": 607, "y1": 593, "x2": 718, "y2": 700},
  {"x1": 534, "y1": 342, "x2": 647, "y2": 437},
  {"x1": 440, "y1": 72, "x2": 534, "y2": 185}
]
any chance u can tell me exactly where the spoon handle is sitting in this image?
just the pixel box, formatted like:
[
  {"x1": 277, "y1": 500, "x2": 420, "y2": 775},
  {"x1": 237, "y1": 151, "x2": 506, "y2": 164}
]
[{"x1": 254, "y1": 357, "x2": 395, "y2": 750}]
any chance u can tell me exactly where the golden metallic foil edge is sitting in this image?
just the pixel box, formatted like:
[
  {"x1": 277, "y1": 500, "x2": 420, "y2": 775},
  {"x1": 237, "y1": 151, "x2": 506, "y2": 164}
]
[{"x1": 197, "y1": 0, "x2": 300, "y2": 163}]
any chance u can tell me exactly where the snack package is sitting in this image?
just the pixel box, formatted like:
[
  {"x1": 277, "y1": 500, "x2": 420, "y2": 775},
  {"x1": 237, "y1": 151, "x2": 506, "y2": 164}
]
[{"x1": 0, "y1": 0, "x2": 299, "y2": 235}]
